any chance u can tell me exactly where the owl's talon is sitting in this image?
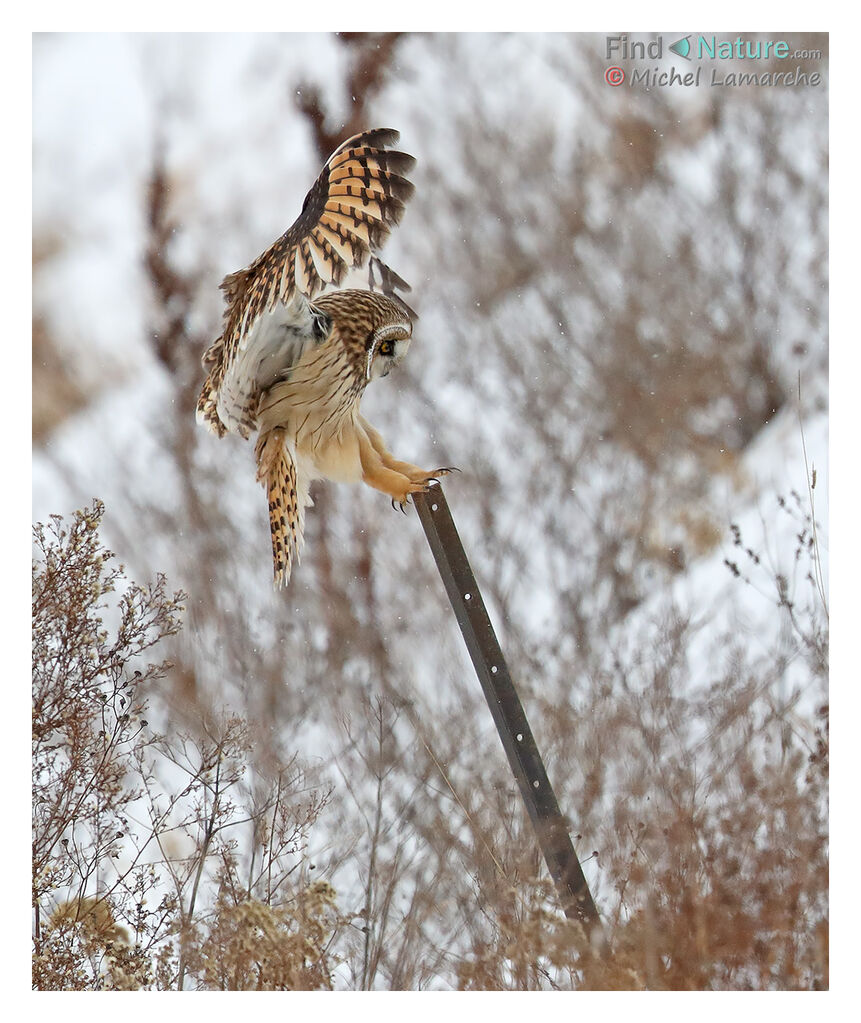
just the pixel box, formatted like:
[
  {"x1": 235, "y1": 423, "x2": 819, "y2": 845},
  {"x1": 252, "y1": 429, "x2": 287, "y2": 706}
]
[{"x1": 421, "y1": 467, "x2": 460, "y2": 488}]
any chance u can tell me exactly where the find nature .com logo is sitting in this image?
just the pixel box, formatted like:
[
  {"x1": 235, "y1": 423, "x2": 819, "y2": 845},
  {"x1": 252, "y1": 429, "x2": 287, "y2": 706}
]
[{"x1": 604, "y1": 34, "x2": 823, "y2": 88}]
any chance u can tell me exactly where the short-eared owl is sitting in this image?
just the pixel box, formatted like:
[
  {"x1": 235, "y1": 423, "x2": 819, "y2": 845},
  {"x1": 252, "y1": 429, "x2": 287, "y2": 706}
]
[{"x1": 197, "y1": 128, "x2": 454, "y2": 586}]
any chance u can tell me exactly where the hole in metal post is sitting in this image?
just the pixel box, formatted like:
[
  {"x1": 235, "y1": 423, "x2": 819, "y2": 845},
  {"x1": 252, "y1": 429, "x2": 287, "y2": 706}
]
[
  {"x1": 533, "y1": 780, "x2": 540, "y2": 788},
  {"x1": 516, "y1": 733, "x2": 523, "y2": 741},
  {"x1": 491, "y1": 666, "x2": 498, "y2": 674},
  {"x1": 464, "y1": 593, "x2": 471, "y2": 600},
  {"x1": 431, "y1": 503, "x2": 438, "y2": 511}
]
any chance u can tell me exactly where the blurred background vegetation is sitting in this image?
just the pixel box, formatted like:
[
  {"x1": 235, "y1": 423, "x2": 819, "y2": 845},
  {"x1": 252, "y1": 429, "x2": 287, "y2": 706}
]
[{"x1": 33, "y1": 32, "x2": 828, "y2": 989}]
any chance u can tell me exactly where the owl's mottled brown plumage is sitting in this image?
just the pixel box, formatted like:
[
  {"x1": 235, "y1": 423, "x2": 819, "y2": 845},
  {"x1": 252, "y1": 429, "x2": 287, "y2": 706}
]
[
  {"x1": 197, "y1": 129, "x2": 454, "y2": 586},
  {"x1": 197, "y1": 128, "x2": 415, "y2": 439}
]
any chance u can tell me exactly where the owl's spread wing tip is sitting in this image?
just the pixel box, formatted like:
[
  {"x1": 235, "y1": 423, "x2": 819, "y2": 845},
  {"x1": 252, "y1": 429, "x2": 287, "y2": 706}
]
[
  {"x1": 195, "y1": 374, "x2": 229, "y2": 437},
  {"x1": 337, "y1": 126, "x2": 401, "y2": 153}
]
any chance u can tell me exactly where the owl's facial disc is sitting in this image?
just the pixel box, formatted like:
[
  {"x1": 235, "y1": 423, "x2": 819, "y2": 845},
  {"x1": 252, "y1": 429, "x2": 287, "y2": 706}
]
[{"x1": 366, "y1": 321, "x2": 412, "y2": 381}]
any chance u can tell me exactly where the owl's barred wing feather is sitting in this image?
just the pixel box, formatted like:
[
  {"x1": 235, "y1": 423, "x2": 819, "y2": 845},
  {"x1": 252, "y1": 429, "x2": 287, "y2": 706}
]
[{"x1": 196, "y1": 128, "x2": 415, "y2": 438}]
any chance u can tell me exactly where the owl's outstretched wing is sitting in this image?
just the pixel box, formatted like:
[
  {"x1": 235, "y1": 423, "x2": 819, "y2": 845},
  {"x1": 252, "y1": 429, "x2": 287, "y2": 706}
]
[{"x1": 196, "y1": 127, "x2": 416, "y2": 438}]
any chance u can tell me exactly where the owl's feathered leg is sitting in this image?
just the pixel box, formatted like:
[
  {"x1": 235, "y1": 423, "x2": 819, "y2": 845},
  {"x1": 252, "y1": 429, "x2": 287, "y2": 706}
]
[
  {"x1": 360, "y1": 417, "x2": 458, "y2": 484},
  {"x1": 358, "y1": 419, "x2": 457, "y2": 507},
  {"x1": 255, "y1": 428, "x2": 306, "y2": 587}
]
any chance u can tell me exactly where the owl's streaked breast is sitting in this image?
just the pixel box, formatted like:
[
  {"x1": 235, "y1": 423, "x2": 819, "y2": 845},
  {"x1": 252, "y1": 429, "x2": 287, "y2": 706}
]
[{"x1": 256, "y1": 336, "x2": 366, "y2": 482}]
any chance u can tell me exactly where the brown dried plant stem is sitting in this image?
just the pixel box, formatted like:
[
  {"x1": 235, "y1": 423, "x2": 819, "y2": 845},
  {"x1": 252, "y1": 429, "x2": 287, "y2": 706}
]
[{"x1": 176, "y1": 741, "x2": 225, "y2": 991}]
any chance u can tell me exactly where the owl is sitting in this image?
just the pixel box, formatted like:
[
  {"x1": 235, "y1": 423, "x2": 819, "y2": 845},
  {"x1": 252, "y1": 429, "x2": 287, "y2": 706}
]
[{"x1": 196, "y1": 128, "x2": 455, "y2": 586}]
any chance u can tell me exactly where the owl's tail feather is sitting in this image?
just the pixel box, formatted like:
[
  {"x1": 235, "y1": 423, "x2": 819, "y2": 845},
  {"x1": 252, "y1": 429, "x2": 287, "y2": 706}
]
[{"x1": 255, "y1": 428, "x2": 305, "y2": 588}]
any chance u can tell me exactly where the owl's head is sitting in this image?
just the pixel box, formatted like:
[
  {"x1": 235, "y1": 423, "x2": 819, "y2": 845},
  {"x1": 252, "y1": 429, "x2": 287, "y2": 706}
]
[
  {"x1": 314, "y1": 289, "x2": 413, "y2": 383},
  {"x1": 366, "y1": 315, "x2": 413, "y2": 381}
]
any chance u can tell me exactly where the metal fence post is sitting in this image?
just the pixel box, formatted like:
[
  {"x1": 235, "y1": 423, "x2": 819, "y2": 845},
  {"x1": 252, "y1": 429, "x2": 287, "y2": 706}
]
[{"x1": 413, "y1": 483, "x2": 603, "y2": 939}]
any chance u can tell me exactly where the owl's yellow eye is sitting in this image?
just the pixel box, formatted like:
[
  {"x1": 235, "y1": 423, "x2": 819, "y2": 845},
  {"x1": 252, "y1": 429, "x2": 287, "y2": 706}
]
[{"x1": 379, "y1": 340, "x2": 394, "y2": 357}]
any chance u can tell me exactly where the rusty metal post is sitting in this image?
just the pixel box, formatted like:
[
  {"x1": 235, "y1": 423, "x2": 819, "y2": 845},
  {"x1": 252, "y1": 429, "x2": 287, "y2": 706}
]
[{"x1": 413, "y1": 482, "x2": 602, "y2": 936}]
